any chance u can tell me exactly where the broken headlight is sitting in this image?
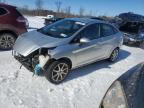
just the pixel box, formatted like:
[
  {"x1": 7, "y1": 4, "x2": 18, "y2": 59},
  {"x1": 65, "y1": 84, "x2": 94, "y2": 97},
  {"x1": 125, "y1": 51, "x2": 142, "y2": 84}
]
[{"x1": 102, "y1": 81, "x2": 128, "y2": 108}]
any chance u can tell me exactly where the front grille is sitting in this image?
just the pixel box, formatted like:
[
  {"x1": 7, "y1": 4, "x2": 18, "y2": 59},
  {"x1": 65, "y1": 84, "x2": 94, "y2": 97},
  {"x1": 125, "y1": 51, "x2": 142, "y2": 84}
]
[{"x1": 14, "y1": 54, "x2": 34, "y2": 72}]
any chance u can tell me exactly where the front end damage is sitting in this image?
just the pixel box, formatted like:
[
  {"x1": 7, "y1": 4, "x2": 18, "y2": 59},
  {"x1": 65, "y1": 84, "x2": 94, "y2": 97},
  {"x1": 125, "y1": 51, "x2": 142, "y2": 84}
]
[
  {"x1": 13, "y1": 48, "x2": 51, "y2": 75},
  {"x1": 12, "y1": 30, "x2": 63, "y2": 75},
  {"x1": 123, "y1": 33, "x2": 142, "y2": 45}
]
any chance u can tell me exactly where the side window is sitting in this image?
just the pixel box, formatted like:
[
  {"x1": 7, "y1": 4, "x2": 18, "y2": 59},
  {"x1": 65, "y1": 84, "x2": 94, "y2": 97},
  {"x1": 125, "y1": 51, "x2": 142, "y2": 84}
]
[
  {"x1": 80, "y1": 24, "x2": 100, "y2": 40},
  {"x1": 113, "y1": 26, "x2": 119, "y2": 34},
  {"x1": 0, "y1": 8, "x2": 7, "y2": 16},
  {"x1": 100, "y1": 24, "x2": 116, "y2": 37}
]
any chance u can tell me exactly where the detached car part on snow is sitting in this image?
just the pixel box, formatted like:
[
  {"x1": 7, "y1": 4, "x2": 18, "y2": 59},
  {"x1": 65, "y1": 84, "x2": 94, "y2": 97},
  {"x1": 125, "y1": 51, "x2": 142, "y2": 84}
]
[
  {"x1": 101, "y1": 62, "x2": 144, "y2": 108},
  {"x1": 44, "y1": 17, "x2": 63, "y2": 25},
  {"x1": 13, "y1": 18, "x2": 123, "y2": 84}
]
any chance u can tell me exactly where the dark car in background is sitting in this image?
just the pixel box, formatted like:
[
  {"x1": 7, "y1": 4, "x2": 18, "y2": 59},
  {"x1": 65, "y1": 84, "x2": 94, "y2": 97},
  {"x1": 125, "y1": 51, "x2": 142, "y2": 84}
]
[
  {"x1": 101, "y1": 62, "x2": 144, "y2": 108},
  {"x1": 117, "y1": 13, "x2": 144, "y2": 47},
  {"x1": 44, "y1": 17, "x2": 63, "y2": 25},
  {"x1": 0, "y1": 3, "x2": 28, "y2": 50}
]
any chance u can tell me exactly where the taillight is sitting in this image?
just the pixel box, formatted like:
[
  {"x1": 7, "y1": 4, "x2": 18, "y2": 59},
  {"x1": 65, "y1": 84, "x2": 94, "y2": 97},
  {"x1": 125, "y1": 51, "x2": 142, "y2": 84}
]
[
  {"x1": 17, "y1": 16, "x2": 29, "y2": 28},
  {"x1": 17, "y1": 16, "x2": 25, "y2": 22}
]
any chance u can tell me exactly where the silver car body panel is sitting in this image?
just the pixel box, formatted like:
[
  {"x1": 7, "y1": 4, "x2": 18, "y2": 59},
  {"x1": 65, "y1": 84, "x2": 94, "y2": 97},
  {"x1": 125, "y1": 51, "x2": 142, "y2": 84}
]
[
  {"x1": 13, "y1": 18, "x2": 123, "y2": 69},
  {"x1": 49, "y1": 32, "x2": 123, "y2": 68},
  {"x1": 13, "y1": 30, "x2": 70, "y2": 57}
]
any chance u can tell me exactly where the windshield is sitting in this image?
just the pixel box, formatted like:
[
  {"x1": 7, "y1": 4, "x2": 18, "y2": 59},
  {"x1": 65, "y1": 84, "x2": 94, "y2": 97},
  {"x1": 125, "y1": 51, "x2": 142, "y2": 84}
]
[{"x1": 38, "y1": 19, "x2": 85, "y2": 38}]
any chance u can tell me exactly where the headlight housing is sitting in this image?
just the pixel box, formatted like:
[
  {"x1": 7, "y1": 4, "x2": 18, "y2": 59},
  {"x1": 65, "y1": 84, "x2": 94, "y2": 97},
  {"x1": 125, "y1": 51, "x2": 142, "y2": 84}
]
[{"x1": 101, "y1": 81, "x2": 128, "y2": 108}]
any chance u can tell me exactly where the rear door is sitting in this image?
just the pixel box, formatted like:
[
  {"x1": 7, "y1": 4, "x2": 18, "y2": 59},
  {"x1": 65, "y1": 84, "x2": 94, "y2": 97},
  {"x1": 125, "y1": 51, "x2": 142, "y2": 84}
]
[{"x1": 99, "y1": 23, "x2": 119, "y2": 58}]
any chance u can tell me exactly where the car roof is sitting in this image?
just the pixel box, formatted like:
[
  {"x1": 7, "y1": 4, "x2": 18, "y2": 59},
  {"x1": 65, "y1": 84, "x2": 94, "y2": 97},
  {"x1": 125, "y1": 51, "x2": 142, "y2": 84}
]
[
  {"x1": 119, "y1": 12, "x2": 144, "y2": 22},
  {"x1": 67, "y1": 18, "x2": 106, "y2": 24},
  {"x1": 0, "y1": 3, "x2": 16, "y2": 8}
]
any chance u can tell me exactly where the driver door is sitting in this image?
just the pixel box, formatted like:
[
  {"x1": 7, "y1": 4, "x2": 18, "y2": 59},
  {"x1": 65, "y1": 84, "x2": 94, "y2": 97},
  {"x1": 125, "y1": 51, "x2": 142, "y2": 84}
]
[{"x1": 72, "y1": 23, "x2": 103, "y2": 66}]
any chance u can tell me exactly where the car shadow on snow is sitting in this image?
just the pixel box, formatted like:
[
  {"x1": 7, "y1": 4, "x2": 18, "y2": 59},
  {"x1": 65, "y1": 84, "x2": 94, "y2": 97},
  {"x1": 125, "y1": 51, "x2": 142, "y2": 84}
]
[{"x1": 64, "y1": 49, "x2": 131, "y2": 82}]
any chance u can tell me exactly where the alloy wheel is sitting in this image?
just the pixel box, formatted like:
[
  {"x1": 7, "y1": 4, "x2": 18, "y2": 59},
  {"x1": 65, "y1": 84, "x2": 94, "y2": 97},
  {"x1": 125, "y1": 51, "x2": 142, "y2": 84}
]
[
  {"x1": 52, "y1": 63, "x2": 69, "y2": 82},
  {"x1": 0, "y1": 34, "x2": 15, "y2": 49},
  {"x1": 110, "y1": 49, "x2": 119, "y2": 61}
]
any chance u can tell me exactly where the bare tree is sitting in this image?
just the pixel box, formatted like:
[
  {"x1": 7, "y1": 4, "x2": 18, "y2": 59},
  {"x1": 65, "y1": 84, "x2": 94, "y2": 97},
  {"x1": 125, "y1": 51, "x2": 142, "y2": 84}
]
[
  {"x1": 65, "y1": 6, "x2": 71, "y2": 15},
  {"x1": 89, "y1": 10, "x2": 93, "y2": 17},
  {"x1": 23, "y1": 5, "x2": 29, "y2": 10},
  {"x1": 85, "y1": 10, "x2": 93, "y2": 17},
  {"x1": 79, "y1": 7, "x2": 85, "y2": 17},
  {"x1": 55, "y1": 0, "x2": 62, "y2": 13},
  {"x1": 35, "y1": 0, "x2": 43, "y2": 10}
]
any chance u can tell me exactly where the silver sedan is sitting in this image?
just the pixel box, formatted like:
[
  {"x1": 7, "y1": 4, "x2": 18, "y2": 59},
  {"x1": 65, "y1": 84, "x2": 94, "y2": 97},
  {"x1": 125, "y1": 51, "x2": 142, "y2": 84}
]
[{"x1": 13, "y1": 18, "x2": 123, "y2": 84}]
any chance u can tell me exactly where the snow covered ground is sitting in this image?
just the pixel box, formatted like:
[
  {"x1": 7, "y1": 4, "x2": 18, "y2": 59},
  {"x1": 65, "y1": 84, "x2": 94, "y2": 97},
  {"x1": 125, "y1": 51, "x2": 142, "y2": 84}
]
[
  {"x1": 26, "y1": 16, "x2": 45, "y2": 30},
  {"x1": 0, "y1": 16, "x2": 144, "y2": 108}
]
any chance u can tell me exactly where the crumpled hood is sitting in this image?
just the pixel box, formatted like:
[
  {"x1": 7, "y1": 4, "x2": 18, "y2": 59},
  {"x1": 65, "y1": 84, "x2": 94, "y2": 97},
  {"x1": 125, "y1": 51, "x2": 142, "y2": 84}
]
[{"x1": 13, "y1": 30, "x2": 67, "y2": 57}]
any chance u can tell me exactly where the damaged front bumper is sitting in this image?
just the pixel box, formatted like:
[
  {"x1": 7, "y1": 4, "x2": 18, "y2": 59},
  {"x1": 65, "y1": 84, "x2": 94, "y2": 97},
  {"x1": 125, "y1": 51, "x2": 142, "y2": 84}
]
[
  {"x1": 14, "y1": 53, "x2": 34, "y2": 72},
  {"x1": 13, "y1": 50, "x2": 50, "y2": 75}
]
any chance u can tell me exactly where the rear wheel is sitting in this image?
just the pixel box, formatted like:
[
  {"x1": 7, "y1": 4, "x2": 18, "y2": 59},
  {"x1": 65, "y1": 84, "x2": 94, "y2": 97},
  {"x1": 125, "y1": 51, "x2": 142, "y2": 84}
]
[
  {"x1": 0, "y1": 33, "x2": 16, "y2": 50},
  {"x1": 109, "y1": 48, "x2": 119, "y2": 62},
  {"x1": 44, "y1": 60, "x2": 70, "y2": 84}
]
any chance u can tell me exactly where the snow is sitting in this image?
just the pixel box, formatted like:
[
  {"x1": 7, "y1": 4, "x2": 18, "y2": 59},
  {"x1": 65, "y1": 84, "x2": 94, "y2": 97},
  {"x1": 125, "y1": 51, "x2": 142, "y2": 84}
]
[
  {"x1": 0, "y1": 16, "x2": 144, "y2": 108},
  {"x1": 26, "y1": 16, "x2": 45, "y2": 31}
]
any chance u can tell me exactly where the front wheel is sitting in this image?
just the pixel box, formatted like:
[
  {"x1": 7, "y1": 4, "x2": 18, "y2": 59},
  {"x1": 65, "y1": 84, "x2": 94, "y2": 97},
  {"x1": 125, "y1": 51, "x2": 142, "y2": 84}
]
[
  {"x1": 44, "y1": 60, "x2": 70, "y2": 84},
  {"x1": 108, "y1": 48, "x2": 119, "y2": 62},
  {"x1": 0, "y1": 33, "x2": 16, "y2": 50}
]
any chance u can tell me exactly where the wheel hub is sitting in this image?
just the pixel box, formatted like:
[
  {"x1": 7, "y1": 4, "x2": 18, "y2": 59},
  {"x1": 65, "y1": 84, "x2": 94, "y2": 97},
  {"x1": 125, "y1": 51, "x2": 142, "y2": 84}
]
[
  {"x1": 0, "y1": 34, "x2": 15, "y2": 49},
  {"x1": 111, "y1": 49, "x2": 119, "y2": 61},
  {"x1": 52, "y1": 63, "x2": 69, "y2": 82}
]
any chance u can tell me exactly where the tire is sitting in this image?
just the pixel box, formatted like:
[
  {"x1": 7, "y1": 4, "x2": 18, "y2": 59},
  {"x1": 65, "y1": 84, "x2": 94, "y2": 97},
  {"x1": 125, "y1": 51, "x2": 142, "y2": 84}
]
[
  {"x1": 44, "y1": 60, "x2": 70, "y2": 84},
  {"x1": 0, "y1": 33, "x2": 16, "y2": 50},
  {"x1": 108, "y1": 48, "x2": 119, "y2": 62}
]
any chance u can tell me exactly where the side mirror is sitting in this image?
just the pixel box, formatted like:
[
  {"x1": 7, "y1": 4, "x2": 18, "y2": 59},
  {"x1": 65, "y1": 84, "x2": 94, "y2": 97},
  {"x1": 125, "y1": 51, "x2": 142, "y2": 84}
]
[{"x1": 79, "y1": 37, "x2": 90, "y2": 44}]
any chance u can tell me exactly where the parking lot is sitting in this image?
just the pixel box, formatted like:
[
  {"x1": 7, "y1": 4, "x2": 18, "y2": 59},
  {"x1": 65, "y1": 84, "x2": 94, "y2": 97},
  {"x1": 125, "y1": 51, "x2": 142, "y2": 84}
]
[{"x1": 0, "y1": 16, "x2": 143, "y2": 108}]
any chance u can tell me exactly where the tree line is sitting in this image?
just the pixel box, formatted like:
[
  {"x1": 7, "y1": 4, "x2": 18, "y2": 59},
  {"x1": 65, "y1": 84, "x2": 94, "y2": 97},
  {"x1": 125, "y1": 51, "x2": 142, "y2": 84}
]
[
  {"x1": 1, "y1": 0, "x2": 112, "y2": 19},
  {"x1": 18, "y1": 0, "x2": 93, "y2": 18}
]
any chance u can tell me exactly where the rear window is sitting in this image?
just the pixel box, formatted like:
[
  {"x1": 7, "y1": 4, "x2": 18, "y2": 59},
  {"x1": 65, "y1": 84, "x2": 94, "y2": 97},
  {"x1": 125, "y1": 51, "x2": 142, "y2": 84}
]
[
  {"x1": 101, "y1": 24, "x2": 117, "y2": 37},
  {"x1": 15, "y1": 9, "x2": 23, "y2": 16},
  {"x1": 0, "y1": 8, "x2": 7, "y2": 16}
]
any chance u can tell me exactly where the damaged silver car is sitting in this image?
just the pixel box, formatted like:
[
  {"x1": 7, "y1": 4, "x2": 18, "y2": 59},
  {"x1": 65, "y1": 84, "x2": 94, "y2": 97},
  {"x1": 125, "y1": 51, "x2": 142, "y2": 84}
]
[{"x1": 13, "y1": 18, "x2": 123, "y2": 84}]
